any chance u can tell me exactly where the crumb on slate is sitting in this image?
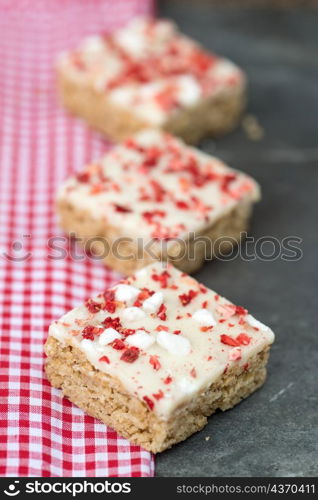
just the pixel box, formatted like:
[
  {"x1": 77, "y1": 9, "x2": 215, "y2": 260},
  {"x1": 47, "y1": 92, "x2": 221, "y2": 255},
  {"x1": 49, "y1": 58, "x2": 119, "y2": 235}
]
[{"x1": 242, "y1": 114, "x2": 264, "y2": 141}]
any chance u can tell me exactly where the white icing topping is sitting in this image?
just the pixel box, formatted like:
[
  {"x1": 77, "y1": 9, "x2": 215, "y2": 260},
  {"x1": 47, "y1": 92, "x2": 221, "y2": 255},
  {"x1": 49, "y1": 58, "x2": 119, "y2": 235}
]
[
  {"x1": 122, "y1": 307, "x2": 146, "y2": 322},
  {"x1": 142, "y1": 291, "x2": 164, "y2": 313},
  {"x1": 176, "y1": 75, "x2": 201, "y2": 107},
  {"x1": 125, "y1": 331, "x2": 155, "y2": 349},
  {"x1": 192, "y1": 308, "x2": 216, "y2": 326},
  {"x1": 213, "y1": 59, "x2": 238, "y2": 78},
  {"x1": 156, "y1": 330, "x2": 191, "y2": 356},
  {"x1": 114, "y1": 284, "x2": 140, "y2": 305},
  {"x1": 99, "y1": 328, "x2": 121, "y2": 346},
  {"x1": 114, "y1": 18, "x2": 176, "y2": 57}
]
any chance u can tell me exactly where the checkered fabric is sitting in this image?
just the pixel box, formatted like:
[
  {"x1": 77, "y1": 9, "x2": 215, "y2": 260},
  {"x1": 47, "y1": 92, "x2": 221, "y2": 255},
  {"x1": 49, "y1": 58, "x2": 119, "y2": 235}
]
[{"x1": 0, "y1": 0, "x2": 155, "y2": 477}]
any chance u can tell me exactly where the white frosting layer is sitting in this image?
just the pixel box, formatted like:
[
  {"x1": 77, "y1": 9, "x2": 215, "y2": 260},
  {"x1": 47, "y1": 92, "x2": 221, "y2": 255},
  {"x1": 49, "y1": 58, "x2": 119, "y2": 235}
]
[{"x1": 49, "y1": 262, "x2": 275, "y2": 420}]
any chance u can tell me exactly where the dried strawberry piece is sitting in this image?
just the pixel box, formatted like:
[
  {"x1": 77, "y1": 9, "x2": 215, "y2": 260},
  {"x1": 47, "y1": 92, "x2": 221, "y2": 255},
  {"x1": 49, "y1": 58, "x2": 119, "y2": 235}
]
[
  {"x1": 140, "y1": 288, "x2": 155, "y2": 299},
  {"x1": 178, "y1": 156, "x2": 216, "y2": 187},
  {"x1": 217, "y1": 303, "x2": 237, "y2": 319},
  {"x1": 150, "y1": 179, "x2": 166, "y2": 202},
  {"x1": 133, "y1": 288, "x2": 155, "y2": 307},
  {"x1": 143, "y1": 396, "x2": 154, "y2": 410},
  {"x1": 72, "y1": 52, "x2": 86, "y2": 71},
  {"x1": 85, "y1": 299, "x2": 102, "y2": 314},
  {"x1": 164, "y1": 157, "x2": 184, "y2": 173},
  {"x1": 235, "y1": 305, "x2": 248, "y2": 316},
  {"x1": 151, "y1": 223, "x2": 183, "y2": 241},
  {"x1": 202, "y1": 300, "x2": 208, "y2": 309},
  {"x1": 103, "y1": 290, "x2": 116, "y2": 313},
  {"x1": 155, "y1": 87, "x2": 178, "y2": 111},
  {"x1": 190, "y1": 368, "x2": 197, "y2": 378},
  {"x1": 120, "y1": 347, "x2": 139, "y2": 363},
  {"x1": 99, "y1": 355, "x2": 110, "y2": 364},
  {"x1": 124, "y1": 138, "x2": 142, "y2": 151},
  {"x1": 236, "y1": 333, "x2": 251, "y2": 346},
  {"x1": 175, "y1": 200, "x2": 190, "y2": 210},
  {"x1": 220, "y1": 334, "x2": 240, "y2": 347},
  {"x1": 156, "y1": 325, "x2": 169, "y2": 332},
  {"x1": 104, "y1": 300, "x2": 116, "y2": 314},
  {"x1": 190, "y1": 48, "x2": 216, "y2": 73},
  {"x1": 133, "y1": 299, "x2": 143, "y2": 307},
  {"x1": 179, "y1": 289, "x2": 198, "y2": 306},
  {"x1": 142, "y1": 210, "x2": 166, "y2": 223},
  {"x1": 76, "y1": 172, "x2": 90, "y2": 183},
  {"x1": 82, "y1": 329, "x2": 94, "y2": 341},
  {"x1": 90, "y1": 183, "x2": 105, "y2": 195},
  {"x1": 201, "y1": 326, "x2": 213, "y2": 332},
  {"x1": 220, "y1": 173, "x2": 237, "y2": 193},
  {"x1": 121, "y1": 328, "x2": 136, "y2": 337},
  {"x1": 149, "y1": 355, "x2": 161, "y2": 371},
  {"x1": 82, "y1": 325, "x2": 104, "y2": 340},
  {"x1": 142, "y1": 146, "x2": 162, "y2": 168},
  {"x1": 111, "y1": 339, "x2": 125, "y2": 350},
  {"x1": 104, "y1": 290, "x2": 115, "y2": 302},
  {"x1": 173, "y1": 330, "x2": 181, "y2": 335},
  {"x1": 113, "y1": 204, "x2": 132, "y2": 213},
  {"x1": 102, "y1": 316, "x2": 121, "y2": 330},
  {"x1": 157, "y1": 303, "x2": 167, "y2": 321},
  {"x1": 151, "y1": 270, "x2": 170, "y2": 288},
  {"x1": 199, "y1": 284, "x2": 208, "y2": 294},
  {"x1": 163, "y1": 376, "x2": 172, "y2": 385},
  {"x1": 153, "y1": 390, "x2": 164, "y2": 401}
]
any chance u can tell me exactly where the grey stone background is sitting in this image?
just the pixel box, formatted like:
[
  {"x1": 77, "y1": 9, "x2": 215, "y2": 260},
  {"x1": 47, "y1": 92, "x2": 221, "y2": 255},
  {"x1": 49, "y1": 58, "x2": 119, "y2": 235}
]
[{"x1": 156, "y1": 1, "x2": 318, "y2": 477}]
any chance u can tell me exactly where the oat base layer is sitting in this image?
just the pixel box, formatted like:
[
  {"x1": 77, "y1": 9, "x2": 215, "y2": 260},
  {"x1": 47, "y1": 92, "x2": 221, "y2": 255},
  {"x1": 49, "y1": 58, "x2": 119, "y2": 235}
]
[{"x1": 45, "y1": 337, "x2": 269, "y2": 453}]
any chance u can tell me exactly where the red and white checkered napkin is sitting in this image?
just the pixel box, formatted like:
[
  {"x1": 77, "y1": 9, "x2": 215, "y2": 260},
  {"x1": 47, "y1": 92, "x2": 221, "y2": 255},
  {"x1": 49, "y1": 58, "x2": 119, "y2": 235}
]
[{"x1": 0, "y1": 0, "x2": 155, "y2": 477}]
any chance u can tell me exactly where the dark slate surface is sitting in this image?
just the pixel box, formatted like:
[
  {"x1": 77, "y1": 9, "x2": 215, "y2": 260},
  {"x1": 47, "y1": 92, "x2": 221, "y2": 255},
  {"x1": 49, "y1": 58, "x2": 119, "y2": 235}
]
[{"x1": 156, "y1": 2, "x2": 318, "y2": 477}]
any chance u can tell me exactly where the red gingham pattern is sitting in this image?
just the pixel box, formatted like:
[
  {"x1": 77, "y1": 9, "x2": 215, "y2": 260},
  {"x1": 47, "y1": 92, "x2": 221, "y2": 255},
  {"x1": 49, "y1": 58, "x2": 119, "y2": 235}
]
[{"x1": 0, "y1": 0, "x2": 155, "y2": 477}]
